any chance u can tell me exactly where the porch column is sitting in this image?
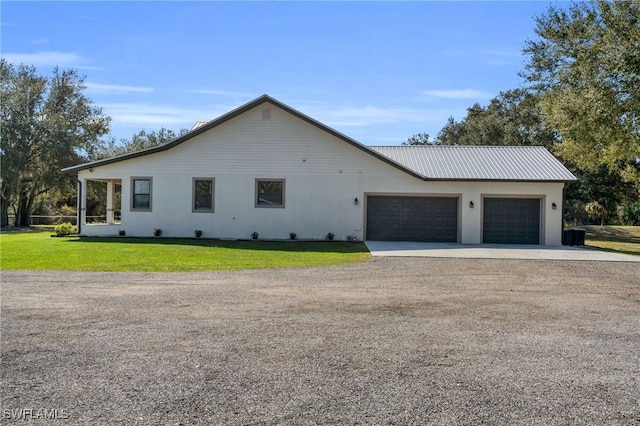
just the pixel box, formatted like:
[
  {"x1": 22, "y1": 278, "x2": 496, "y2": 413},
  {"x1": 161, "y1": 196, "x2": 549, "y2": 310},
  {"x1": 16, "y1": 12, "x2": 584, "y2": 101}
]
[
  {"x1": 80, "y1": 178, "x2": 87, "y2": 226},
  {"x1": 106, "y1": 180, "x2": 114, "y2": 225}
]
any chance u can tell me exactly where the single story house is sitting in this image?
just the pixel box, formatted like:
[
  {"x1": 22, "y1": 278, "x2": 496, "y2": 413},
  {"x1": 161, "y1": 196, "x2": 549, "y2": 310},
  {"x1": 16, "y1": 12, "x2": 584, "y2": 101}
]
[{"x1": 62, "y1": 95, "x2": 577, "y2": 245}]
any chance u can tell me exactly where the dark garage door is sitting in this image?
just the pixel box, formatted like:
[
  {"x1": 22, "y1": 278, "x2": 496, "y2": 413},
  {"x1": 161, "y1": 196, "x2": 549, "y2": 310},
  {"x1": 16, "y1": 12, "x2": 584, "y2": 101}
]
[
  {"x1": 366, "y1": 196, "x2": 458, "y2": 242},
  {"x1": 483, "y1": 198, "x2": 540, "y2": 244}
]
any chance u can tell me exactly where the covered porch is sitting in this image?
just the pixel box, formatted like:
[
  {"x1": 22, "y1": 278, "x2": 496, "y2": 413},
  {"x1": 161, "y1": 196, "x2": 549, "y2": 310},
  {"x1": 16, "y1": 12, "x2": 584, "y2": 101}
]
[{"x1": 79, "y1": 178, "x2": 122, "y2": 234}]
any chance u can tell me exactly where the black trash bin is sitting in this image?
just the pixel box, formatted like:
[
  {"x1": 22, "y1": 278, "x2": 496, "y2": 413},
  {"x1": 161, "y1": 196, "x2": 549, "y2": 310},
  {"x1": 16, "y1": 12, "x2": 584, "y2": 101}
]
[
  {"x1": 563, "y1": 229, "x2": 575, "y2": 246},
  {"x1": 564, "y1": 228, "x2": 586, "y2": 246},
  {"x1": 573, "y1": 228, "x2": 586, "y2": 246}
]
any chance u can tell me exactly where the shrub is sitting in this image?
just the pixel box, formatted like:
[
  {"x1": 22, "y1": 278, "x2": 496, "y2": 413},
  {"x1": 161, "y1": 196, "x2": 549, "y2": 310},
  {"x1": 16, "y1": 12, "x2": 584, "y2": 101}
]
[
  {"x1": 153, "y1": 228, "x2": 162, "y2": 238},
  {"x1": 194, "y1": 229, "x2": 203, "y2": 238},
  {"x1": 622, "y1": 202, "x2": 640, "y2": 225},
  {"x1": 53, "y1": 222, "x2": 76, "y2": 236},
  {"x1": 289, "y1": 232, "x2": 297, "y2": 240},
  {"x1": 118, "y1": 230, "x2": 126, "y2": 236},
  {"x1": 251, "y1": 231, "x2": 259, "y2": 240},
  {"x1": 325, "y1": 232, "x2": 335, "y2": 241},
  {"x1": 59, "y1": 204, "x2": 77, "y2": 217}
]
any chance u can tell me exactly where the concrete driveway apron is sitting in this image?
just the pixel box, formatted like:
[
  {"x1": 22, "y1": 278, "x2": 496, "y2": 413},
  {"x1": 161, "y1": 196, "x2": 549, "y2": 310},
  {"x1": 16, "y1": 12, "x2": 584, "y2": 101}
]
[{"x1": 365, "y1": 241, "x2": 640, "y2": 262}]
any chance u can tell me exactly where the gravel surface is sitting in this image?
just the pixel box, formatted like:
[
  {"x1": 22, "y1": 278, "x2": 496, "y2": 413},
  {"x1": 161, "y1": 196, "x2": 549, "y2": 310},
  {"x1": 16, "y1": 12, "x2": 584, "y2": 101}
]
[{"x1": 2, "y1": 258, "x2": 639, "y2": 425}]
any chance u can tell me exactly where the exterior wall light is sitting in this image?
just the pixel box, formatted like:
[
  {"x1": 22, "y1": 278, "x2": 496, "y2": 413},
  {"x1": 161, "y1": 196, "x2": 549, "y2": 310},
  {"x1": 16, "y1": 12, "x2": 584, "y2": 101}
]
[
  {"x1": 552, "y1": 202, "x2": 557, "y2": 210},
  {"x1": 354, "y1": 197, "x2": 359, "y2": 205},
  {"x1": 469, "y1": 201, "x2": 474, "y2": 208}
]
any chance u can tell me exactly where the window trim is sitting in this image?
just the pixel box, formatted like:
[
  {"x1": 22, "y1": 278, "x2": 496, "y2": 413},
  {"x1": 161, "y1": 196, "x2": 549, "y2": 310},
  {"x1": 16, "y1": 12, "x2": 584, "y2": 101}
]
[
  {"x1": 130, "y1": 177, "x2": 153, "y2": 212},
  {"x1": 255, "y1": 178, "x2": 285, "y2": 208},
  {"x1": 192, "y1": 177, "x2": 215, "y2": 213}
]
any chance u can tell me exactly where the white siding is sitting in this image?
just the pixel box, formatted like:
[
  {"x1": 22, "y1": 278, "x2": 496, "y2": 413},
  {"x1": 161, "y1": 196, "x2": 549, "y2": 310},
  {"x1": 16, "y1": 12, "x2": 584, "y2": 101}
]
[{"x1": 79, "y1": 102, "x2": 566, "y2": 245}]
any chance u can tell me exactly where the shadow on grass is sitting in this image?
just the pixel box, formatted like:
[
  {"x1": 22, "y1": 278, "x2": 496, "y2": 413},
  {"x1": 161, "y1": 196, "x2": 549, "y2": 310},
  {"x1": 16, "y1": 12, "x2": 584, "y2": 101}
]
[
  {"x1": 585, "y1": 244, "x2": 640, "y2": 257},
  {"x1": 65, "y1": 237, "x2": 370, "y2": 254},
  {"x1": 584, "y1": 226, "x2": 640, "y2": 244}
]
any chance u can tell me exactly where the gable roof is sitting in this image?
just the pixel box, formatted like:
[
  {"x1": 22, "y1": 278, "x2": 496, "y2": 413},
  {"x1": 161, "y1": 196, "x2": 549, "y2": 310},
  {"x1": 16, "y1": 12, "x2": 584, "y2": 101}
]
[
  {"x1": 62, "y1": 94, "x2": 576, "y2": 182},
  {"x1": 62, "y1": 94, "x2": 423, "y2": 179},
  {"x1": 370, "y1": 145, "x2": 577, "y2": 182}
]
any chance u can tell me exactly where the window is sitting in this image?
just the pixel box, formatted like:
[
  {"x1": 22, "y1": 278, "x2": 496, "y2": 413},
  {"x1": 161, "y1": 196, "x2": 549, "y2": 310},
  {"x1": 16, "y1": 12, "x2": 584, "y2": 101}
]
[
  {"x1": 256, "y1": 179, "x2": 285, "y2": 208},
  {"x1": 131, "y1": 177, "x2": 152, "y2": 211},
  {"x1": 193, "y1": 178, "x2": 214, "y2": 212}
]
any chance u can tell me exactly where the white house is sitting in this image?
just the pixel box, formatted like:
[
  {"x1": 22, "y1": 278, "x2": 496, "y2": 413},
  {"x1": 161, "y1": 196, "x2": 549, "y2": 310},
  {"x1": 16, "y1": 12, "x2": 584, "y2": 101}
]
[{"x1": 62, "y1": 95, "x2": 576, "y2": 245}]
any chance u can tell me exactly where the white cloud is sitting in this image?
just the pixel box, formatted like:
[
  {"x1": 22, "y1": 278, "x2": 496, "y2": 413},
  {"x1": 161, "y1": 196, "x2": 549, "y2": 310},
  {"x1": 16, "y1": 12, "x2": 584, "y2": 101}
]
[
  {"x1": 32, "y1": 38, "x2": 51, "y2": 45},
  {"x1": 103, "y1": 103, "x2": 206, "y2": 127},
  {"x1": 299, "y1": 103, "x2": 452, "y2": 128},
  {"x1": 2, "y1": 51, "x2": 86, "y2": 67},
  {"x1": 479, "y1": 49, "x2": 520, "y2": 58},
  {"x1": 478, "y1": 49, "x2": 522, "y2": 66},
  {"x1": 190, "y1": 89, "x2": 255, "y2": 98},
  {"x1": 85, "y1": 82, "x2": 153, "y2": 94},
  {"x1": 422, "y1": 89, "x2": 493, "y2": 100}
]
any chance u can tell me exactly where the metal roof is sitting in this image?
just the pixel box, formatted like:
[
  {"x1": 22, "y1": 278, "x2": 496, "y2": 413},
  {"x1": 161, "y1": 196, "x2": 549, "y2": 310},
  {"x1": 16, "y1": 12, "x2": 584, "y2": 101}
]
[{"x1": 369, "y1": 145, "x2": 577, "y2": 181}]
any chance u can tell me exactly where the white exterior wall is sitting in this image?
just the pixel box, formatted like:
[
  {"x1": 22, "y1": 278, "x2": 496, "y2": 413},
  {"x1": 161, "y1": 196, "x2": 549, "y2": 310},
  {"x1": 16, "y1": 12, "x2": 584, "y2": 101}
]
[{"x1": 79, "y1": 102, "x2": 566, "y2": 245}]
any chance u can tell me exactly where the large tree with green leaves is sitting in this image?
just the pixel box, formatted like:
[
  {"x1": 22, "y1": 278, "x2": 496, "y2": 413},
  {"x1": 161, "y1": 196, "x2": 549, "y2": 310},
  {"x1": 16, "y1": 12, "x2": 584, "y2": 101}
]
[
  {"x1": 0, "y1": 59, "x2": 110, "y2": 227},
  {"x1": 522, "y1": 0, "x2": 640, "y2": 190},
  {"x1": 402, "y1": 132, "x2": 435, "y2": 146},
  {"x1": 435, "y1": 89, "x2": 559, "y2": 149},
  {"x1": 96, "y1": 127, "x2": 189, "y2": 159}
]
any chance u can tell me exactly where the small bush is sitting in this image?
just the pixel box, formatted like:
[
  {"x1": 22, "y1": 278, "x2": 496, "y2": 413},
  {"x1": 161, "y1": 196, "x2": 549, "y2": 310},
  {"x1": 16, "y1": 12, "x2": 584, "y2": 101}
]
[
  {"x1": 251, "y1": 231, "x2": 259, "y2": 240},
  {"x1": 622, "y1": 202, "x2": 640, "y2": 225},
  {"x1": 118, "y1": 230, "x2": 126, "y2": 236},
  {"x1": 153, "y1": 228, "x2": 162, "y2": 238},
  {"x1": 194, "y1": 229, "x2": 203, "y2": 239},
  {"x1": 53, "y1": 222, "x2": 76, "y2": 236},
  {"x1": 59, "y1": 204, "x2": 77, "y2": 217},
  {"x1": 289, "y1": 232, "x2": 297, "y2": 240},
  {"x1": 325, "y1": 232, "x2": 335, "y2": 241}
]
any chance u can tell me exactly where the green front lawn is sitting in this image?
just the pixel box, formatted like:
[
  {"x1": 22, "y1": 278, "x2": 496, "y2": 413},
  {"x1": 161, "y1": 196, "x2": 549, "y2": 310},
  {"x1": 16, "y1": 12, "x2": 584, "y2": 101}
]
[
  {"x1": 0, "y1": 231, "x2": 371, "y2": 272},
  {"x1": 584, "y1": 226, "x2": 640, "y2": 256}
]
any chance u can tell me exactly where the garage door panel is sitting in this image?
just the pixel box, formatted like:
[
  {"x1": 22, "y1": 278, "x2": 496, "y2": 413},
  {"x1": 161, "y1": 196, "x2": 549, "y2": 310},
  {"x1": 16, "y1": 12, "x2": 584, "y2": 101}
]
[
  {"x1": 367, "y1": 196, "x2": 458, "y2": 242},
  {"x1": 483, "y1": 198, "x2": 540, "y2": 244}
]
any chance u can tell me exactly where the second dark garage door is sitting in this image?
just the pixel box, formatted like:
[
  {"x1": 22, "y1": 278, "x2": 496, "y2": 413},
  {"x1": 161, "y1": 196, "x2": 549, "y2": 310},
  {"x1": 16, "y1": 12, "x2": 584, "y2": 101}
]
[
  {"x1": 483, "y1": 198, "x2": 541, "y2": 244},
  {"x1": 366, "y1": 196, "x2": 458, "y2": 242}
]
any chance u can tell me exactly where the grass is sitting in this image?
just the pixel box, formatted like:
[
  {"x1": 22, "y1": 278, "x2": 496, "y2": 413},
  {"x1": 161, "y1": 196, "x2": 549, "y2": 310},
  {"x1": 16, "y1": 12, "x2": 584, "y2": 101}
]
[
  {"x1": 0, "y1": 230, "x2": 371, "y2": 272},
  {"x1": 583, "y1": 225, "x2": 640, "y2": 256}
]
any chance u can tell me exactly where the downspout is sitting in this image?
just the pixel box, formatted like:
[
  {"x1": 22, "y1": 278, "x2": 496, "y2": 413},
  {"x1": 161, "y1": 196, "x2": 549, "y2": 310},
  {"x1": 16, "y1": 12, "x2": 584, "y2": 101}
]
[
  {"x1": 75, "y1": 178, "x2": 82, "y2": 235},
  {"x1": 561, "y1": 183, "x2": 566, "y2": 245}
]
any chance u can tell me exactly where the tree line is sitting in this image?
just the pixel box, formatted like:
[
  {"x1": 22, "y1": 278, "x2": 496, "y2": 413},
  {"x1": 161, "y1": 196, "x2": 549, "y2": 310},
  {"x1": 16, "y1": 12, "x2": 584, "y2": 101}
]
[
  {"x1": 2, "y1": 1, "x2": 639, "y2": 227},
  {"x1": 404, "y1": 1, "x2": 640, "y2": 225}
]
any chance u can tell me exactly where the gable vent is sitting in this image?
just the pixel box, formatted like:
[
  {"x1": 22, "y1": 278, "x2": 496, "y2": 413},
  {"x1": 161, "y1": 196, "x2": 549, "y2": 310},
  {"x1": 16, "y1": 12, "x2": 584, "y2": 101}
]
[{"x1": 262, "y1": 109, "x2": 271, "y2": 120}]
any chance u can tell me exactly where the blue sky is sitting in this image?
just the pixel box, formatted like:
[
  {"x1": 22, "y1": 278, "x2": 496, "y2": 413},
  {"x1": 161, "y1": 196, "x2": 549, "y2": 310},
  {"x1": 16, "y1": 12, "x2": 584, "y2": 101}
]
[{"x1": 2, "y1": 1, "x2": 563, "y2": 146}]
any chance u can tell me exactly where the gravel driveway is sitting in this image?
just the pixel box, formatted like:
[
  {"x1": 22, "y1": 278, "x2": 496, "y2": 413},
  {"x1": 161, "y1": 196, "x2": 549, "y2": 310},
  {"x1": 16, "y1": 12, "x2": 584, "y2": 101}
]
[{"x1": 2, "y1": 258, "x2": 639, "y2": 425}]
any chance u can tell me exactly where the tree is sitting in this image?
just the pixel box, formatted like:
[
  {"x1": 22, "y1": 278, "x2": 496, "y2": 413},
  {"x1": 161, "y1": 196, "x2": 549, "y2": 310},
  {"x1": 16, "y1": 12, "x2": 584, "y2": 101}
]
[
  {"x1": 564, "y1": 162, "x2": 637, "y2": 225},
  {"x1": 522, "y1": 0, "x2": 640, "y2": 190},
  {"x1": 403, "y1": 132, "x2": 435, "y2": 146},
  {"x1": 585, "y1": 201, "x2": 606, "y2": 226},
  {"x1": 0, "y1": 59, "x2": 110, "y2": 227},
  {"x1": 436, "y1": 89, "x2": 558, "y2": 149},
  {"x1": 96, "y1": 127, "x2": 189, "y2": 159}
]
